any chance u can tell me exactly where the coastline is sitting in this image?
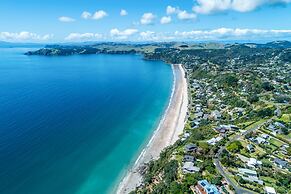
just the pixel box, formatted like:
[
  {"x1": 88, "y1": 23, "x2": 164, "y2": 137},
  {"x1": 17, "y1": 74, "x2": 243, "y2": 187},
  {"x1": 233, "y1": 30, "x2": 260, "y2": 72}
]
[{"x1": 116, "y1": 64, "x2": 188, "y2": 194}]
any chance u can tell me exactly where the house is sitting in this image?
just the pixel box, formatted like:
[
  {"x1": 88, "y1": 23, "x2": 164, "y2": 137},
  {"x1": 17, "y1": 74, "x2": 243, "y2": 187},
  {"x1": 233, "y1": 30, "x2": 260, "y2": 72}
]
[
  {"x1": 255, "y1": 137, "x2": 267, "y2": 144},
  {"x1": 181, "y1": 132, "x2": 191, "y2": 141},
  {"x1": 261, "y1": 134, "x2": 270, "y2": 139},
  {"x1": 191, "y1": 120, "x2": 200, "y2": 128},
  {"x1": 215, "y1": 125, "x2": 239, "y2": 134},
  {"x1": 195, "y1": 179, "x2": 220, "y2": 194},
  {"x1": 203, "y1": 114, "x2": 209, "y2": 120},
  {"x1": 247, "y1": 158, "x2": 262, "y2": 168},
  {"x1": 265, "y1": 186, "x2": 276, "y2": 194},
  {"x1": 182, "y1": 162, "x2": 200, "y2": 173},
  {"x1": 207, "y1": 136, "x2": 223, "y2": 145},
  {"x1": 185, "y1": 144, "x2": 197, "y2": 152},
  {"x1": 267, "y1": 124, "x2": 276, "y2": 132},
  {"x1": 237, "y1": 168, "x2": 264, "y2": 185},
  {"x1": 183, "y1": 155, "x2": 195, "y2": 162},
  {"x1": 274, "y1": 158, "x2": 288, "y2": 169},
  {"x1": 247, "y1": 144, "x2": 255, "y2": 152},
  {"x1": 274, "y1": 108, "x2": 281, "y2": 117},
  {"x1": 210, "y1": 110, "x2": 221, "y2": 120},
  {"x1": 195, "y1": 112, "x2": 204, "y2": 118},
  {"x1": 274, "y1": 122, "x2": 286, "y2": 129},
  {"x1": 280, "y1": 144, "x2": 289, "y2": 155}
]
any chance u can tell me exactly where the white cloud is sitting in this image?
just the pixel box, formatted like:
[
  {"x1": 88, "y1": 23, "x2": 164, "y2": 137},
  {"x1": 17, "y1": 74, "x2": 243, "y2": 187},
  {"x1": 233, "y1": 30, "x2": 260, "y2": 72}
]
[
  {"x1": 166, "y1": 6, "x2": 196, "y2": 21},
  {"x1": 65, "y1": 33, "x2": 102, "y2": 41},
  {"x1": 175, "y1": 28, "x2": 291, "y2": 40},
  {"x1": 177, "y1": 10, "x2": 197, "y2": 20},
  {"x1": 139, "y1": 31, "x2": 176, "y2": 41},
  {"x1": 160, "y1": 16, "x2": 172, "y2": 24},
  {"x1": 140, "y1": 31, "x2": 155, "y2": 39},
  {"x1": 193, "y1": 0, "x2": 291, "y2": 14},
  {"x1": 166, "y1": 5, "x2": 178, "y2": 15},
  {"x1": 140, "y1": 13, "x2": 156, "y2": 25},
  {"x1": 120, "y1": 9, "x2": 128, "y2": 16},
  {"x1": 92, "y1": 10, "x2": 108, "y2": 20},
  {"x1": 110, "y1": 28, "x2": 138, "y2": 39},
  {"x1": 81, "y1": 11, "x2": 92, "y2": 19},
  {"x1": 0, "y1": 31, "x2": 53, "y2": 42},
  {"x1": 81, "y1": 10, "x2": 107, "y2": 20},
  {"x1": 59, "y1": 16, "x2": 75, "y2": 22}
]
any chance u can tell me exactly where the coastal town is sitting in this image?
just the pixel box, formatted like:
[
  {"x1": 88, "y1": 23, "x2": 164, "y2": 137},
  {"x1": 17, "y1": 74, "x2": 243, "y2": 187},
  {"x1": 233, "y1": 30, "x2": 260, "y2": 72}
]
[
  {"x1": 132, "y1": 42, "x2": 291, "y2": 194},
  {"x1": 27, "y1": 41, "x2": 290, "y2": 194}
]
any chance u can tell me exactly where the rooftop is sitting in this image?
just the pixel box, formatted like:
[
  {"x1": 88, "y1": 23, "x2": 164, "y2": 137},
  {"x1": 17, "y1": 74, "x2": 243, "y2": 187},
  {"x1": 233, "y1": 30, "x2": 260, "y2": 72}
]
[{"x1": 197, "y1": 180, "x2": 220, "y2": 194}]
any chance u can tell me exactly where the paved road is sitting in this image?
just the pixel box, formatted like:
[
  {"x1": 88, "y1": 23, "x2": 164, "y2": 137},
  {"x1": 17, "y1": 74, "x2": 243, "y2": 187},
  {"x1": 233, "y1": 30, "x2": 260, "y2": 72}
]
[{"x1": 214, "y1": 118, "x2": 274, "y2": 194}]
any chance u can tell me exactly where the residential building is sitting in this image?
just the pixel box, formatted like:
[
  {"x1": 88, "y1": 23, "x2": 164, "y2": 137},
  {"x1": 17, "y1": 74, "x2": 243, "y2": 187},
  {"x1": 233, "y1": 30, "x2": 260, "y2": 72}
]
[
  {"x1": 185, "y1": 144, "x2": 197, "y2": 152},
  {"x1": 247, "y1": 158, "x2": 262, "y2": 168},
  {"x1": 274, "y1": 158, "x2": 288, "y2": 169},
  {"x1": 195, "y1": 179, "x2": 220, "y2": 194},
  {"x1": 264, "y1": 186, "x2": 276, "y2": 194},
  {"x1": 237, "y1": 168, "x2": 264, "y2": 185},
  {"x1": 182, "y1": 162, "x2": 200, "y2": 173}
]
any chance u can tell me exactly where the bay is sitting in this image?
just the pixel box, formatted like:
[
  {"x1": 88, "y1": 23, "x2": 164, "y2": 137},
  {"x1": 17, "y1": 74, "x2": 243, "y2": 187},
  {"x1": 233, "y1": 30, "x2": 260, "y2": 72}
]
[{"x1": 0, "y1": 48, "x2": 173, "y2": 194}]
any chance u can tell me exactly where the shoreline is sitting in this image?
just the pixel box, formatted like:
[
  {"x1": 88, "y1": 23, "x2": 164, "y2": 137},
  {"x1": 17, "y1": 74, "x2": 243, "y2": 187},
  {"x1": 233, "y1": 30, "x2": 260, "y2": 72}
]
[{"x1": 116, "y1": 64, "x2": 188, "y2": 194}]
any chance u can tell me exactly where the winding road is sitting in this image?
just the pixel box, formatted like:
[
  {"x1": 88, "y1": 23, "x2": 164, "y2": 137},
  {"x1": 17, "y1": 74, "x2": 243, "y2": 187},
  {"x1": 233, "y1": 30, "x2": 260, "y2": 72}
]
[{"x1": 214, "y1": 118, "x2": 274, "y2": 194}]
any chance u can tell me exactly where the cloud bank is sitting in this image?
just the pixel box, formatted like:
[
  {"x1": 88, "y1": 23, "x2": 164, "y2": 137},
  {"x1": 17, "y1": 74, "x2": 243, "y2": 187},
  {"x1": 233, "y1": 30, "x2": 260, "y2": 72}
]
[
  {"x1": 110, "y1": 28, "x2": 138, "y2": 39},
  {"x1": 65, "y1": 33, "x2": 102, "y2": 41},
  {"x1": 0, "y1": 31, "x2": 53, "y2": 42}
]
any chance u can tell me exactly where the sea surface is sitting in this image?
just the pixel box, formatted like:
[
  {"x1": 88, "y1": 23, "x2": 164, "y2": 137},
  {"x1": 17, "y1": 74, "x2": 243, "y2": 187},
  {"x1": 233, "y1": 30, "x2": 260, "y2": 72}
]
[{"x1": 0, "y1": 48, "x2": 173, "y2": 194}]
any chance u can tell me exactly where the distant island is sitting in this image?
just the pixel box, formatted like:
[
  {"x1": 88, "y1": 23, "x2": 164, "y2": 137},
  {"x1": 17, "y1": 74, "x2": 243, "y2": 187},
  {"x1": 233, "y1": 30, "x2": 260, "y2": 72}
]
[{"x1": 26, "y1": 41, "x2": 291, "y2": 194}]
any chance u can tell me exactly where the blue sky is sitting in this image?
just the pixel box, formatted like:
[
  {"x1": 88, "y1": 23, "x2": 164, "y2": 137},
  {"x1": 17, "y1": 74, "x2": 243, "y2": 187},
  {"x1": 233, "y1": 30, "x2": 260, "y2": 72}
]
[{"x1": 1, "y1": 0, "x2": 291, "y2": 42}]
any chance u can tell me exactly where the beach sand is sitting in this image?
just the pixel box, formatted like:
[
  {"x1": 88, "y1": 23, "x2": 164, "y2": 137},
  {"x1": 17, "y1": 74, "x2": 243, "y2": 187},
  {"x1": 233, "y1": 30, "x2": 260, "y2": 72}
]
[{"x1": 116, "y1": 64, "x2": 188, "y2": 194}]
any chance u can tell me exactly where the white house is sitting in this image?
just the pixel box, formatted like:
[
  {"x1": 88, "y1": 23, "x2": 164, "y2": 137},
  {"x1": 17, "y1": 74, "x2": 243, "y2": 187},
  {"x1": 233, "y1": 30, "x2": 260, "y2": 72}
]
[{"x1": 264, "y1": 186, "x2": 276, "y2": 194}]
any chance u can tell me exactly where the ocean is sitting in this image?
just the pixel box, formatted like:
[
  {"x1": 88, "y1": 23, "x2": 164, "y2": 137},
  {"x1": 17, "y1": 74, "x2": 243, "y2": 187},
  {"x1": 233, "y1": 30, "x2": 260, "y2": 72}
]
[{"x1": 0, "y1": 48, "x2": 173, "y2": 194}]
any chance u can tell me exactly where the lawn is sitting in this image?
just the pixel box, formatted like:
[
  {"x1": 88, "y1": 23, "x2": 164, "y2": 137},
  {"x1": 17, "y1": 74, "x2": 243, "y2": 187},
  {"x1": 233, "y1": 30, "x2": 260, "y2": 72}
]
[
  {"x1": 269, "y1": 138, "x2": 284, "y2": 147},
  {"x1": 261, "y1": 176, "x2": 276, "y2": 185},
  {"x1": 279, "y1": 113, "x2": 291, "y2": 123},
  {"x1": 244, "y1": 119, "x2": 268, "y2": 131}
]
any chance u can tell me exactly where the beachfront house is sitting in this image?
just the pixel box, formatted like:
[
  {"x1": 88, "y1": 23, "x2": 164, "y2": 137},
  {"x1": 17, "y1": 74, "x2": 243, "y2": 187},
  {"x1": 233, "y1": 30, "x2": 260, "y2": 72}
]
[
  {"x1": 182, "y1": 162, "x2": 200, "y2": 173},
  {"x1": 183, "y1": 155, "x2": 195, "y2": 163},
  {"x1": 185, "y1": 144, "x2": 197, "y2": 152},
  {"x1": 195, "y1": 179, "x2": 220, "y2": 194}
]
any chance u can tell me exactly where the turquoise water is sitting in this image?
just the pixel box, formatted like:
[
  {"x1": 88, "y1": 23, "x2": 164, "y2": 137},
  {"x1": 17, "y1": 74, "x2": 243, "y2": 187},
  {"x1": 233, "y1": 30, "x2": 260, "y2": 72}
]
[{"x1": 0, "y1": 48, "x2": 173, "y2": 194}]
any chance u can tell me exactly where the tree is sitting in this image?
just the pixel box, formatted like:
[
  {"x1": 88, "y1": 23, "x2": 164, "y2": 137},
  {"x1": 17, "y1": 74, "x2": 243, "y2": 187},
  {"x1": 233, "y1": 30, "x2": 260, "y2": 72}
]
[
  {"x1": 221, "y1": 74, "x2": 239, "y2": 87},
  {"x1": 164, "y1": 160, "x2": 178, "y2": 185},
  {"x1": 169, "y1": 182, "x2": 183, "y2": 194},
  {"x1": 257, "y1": 107, "x2": 273, "y2": 118},
  {"x1": 262, "y1": 82, "x2": 274, "y2": 91},
  {"x1": 226, "y1": 141, "x2": 243, "y2": 153},
  {"x1": 248, "y1": 94, "x2": 259, "y2": 103}
]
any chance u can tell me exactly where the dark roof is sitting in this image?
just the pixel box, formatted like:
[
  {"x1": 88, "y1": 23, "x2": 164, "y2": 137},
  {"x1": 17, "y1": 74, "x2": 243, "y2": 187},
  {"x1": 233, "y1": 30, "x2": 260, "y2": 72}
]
[
  {"x1": 184, "y1": 155, "x2": 195, "y2": 162},
  {"x1": 274, "y1": 158, "x2": 288, "y2": 167}
]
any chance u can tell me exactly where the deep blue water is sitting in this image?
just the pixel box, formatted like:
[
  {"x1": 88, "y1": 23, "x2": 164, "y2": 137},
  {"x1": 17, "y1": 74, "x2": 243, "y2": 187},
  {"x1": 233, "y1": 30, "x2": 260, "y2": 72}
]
[{"x1": 0, "y1": 48, "x2": 173, "y2": 194}]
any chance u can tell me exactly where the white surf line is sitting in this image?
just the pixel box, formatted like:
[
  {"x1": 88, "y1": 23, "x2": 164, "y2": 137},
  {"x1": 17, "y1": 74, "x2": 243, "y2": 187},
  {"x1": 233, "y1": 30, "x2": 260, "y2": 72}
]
[{"x1": 116, "y1": 64, "x2": 177, "y2": 193}]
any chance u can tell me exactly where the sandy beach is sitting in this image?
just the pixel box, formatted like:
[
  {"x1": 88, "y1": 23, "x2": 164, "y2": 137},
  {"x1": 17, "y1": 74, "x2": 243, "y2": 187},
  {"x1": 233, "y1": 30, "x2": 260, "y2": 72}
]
[{"x1": 116, "y1": 64, "x2": 188, "y2": 194}]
